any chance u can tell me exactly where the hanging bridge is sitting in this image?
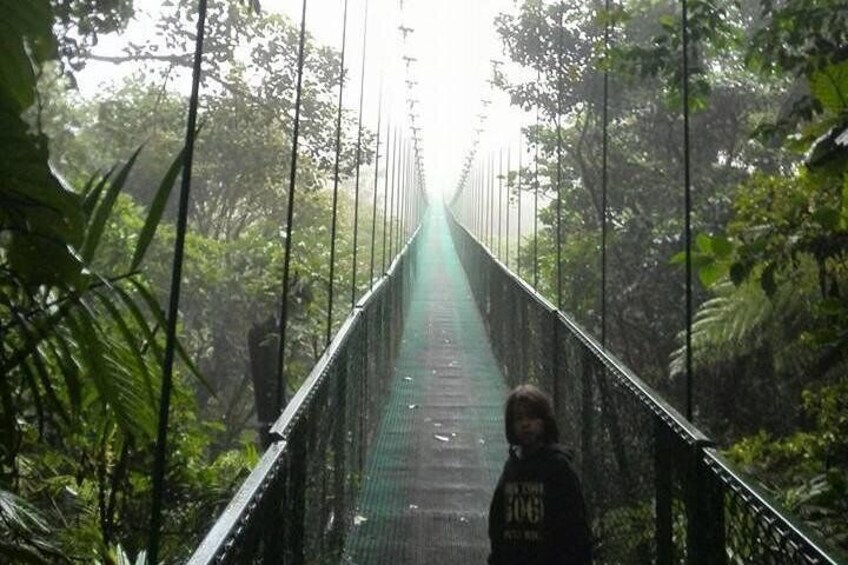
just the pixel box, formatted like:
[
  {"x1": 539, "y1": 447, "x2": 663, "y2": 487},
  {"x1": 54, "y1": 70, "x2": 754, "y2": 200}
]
[
  {"x1": 185, "y1": 203, "x2": 839, "y2": 564},
  {"x1": 99, "y1": 0, "x2": 848, "y2": 563}
]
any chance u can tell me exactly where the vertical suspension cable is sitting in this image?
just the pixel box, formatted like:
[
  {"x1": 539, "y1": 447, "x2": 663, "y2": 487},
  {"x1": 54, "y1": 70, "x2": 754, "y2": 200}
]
[
  {"x1": 484, "y1": 154, "x2": 489, "y2": 246},
  {"x1": 148, "y1": 1, "x2": 208, "y2": 561},
  {"x1": 555, "y1": 1, "x2": 564, "y2": 310},
  {"x1": 482, "y1": 159, "x2": 486, "y2": 242},
  {"x1": 601, "y1": 0, "x2": 610, "y2": 348},
  {"x1": 471, "y1": 166, "x2": 477, "y2": 235},
  {"x1": 388, "y1": 135, "x2": 398, "y2": 262},
  {"x1": 395, "y1": 139, "x2": 409, "y2": 249},
  {"x1": 276, "y1": 0, "x2": 309, "y2": 415},
  {"x1": 400, "y1": 139, "x2": 406, "y2": 250},
  {"x1": 682, "y1": 0, "x2": 694, "y2": 422},
  {"x1": 383, "y1": 125, "x2": 394, "y2": 272},
  {"x1": 327, "y1": 0, "x2": 350, "y2": 346},
  {"x1": 534, "y1": 69, "x2": 540, "y2": 290},
  {"x1": 473, "y1": 163, "x2": 477, "y2": 236},
  {"x1": 478, "y1": 164, "x2": 483, "y2": 239},
  {"x1": 506, "y1": 147, "x2": 511, "y2": 268},
  {"x1": 369, "y1": 81, "x2": 383, "y2": 288},
  {"x1": 498, "y1": 148, "x2": 503, "y2": 260},
  {"x1": 351, "y1": 0, "x2": 369, "y2": 308},
  {"x1": 476, "y1": 163, "x2": 482, "y2": 238},
  {"x1": 489, "y1": 152, "x2": 495, "y2": 248},
  {"x1": 517, "y1": 136, "x2": 522, "y2": 278},
  {"x1": 395, "y1": 139, "x2": 410, "y2": 251}
]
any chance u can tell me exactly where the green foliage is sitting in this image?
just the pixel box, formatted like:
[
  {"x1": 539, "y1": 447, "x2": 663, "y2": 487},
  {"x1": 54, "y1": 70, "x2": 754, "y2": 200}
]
[
  {"x1": 497, "y1": 0, "x2": 847, "y2": 551},
  {"x1": 50, "y1": 0, "x2": 134, "y2": 72},
  {"x1": 726, "y1": 377, "x2": 848, "y2": 547},
  {"x1": 0, "y1": 489, "x2": 65, "y2": 563},
  {"x1": 0, "y1": 1, "x2": 264, "y2": 561},
  {"x1": 611, "y1": 0, "x2": 740, "y2": 110}
]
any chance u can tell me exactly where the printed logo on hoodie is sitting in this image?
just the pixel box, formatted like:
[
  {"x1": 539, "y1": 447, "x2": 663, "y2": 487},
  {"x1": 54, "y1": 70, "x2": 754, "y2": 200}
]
[{"x1": 503, "y1": 481, "x2": 545, "y2": 541}]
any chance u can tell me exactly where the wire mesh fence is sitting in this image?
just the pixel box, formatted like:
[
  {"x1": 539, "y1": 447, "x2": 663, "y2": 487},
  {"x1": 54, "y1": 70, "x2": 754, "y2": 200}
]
[
  {"x1": 447, "y1": 211, "x2": 842, "y2": 565},
  {"x1": 187, "y1": 227, "x2": 420, "y2": 565}
]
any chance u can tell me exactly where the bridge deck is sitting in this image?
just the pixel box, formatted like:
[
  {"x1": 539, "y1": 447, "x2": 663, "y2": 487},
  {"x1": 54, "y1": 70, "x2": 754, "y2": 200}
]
[{"x1": 343, "y1": 207, "x2": 508, "y2": 563}]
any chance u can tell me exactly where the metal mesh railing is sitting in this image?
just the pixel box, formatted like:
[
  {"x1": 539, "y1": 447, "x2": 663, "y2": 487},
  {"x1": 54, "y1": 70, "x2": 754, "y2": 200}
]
[
  {"x1": 187, "y1": 226, "x2": 419, "y2": 565},
  {"x1": 447, "y1": 212, "x2": 843, "y2": 565}
]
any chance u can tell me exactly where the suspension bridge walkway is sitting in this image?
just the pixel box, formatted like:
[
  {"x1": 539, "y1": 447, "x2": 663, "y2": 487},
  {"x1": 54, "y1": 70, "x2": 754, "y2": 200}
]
[
  {"x1": 343, "y1": 205, "x2": 506, "y2": 562},
  {"x1": 187, "y1": 204, "x2": 841, "y2": 565}
]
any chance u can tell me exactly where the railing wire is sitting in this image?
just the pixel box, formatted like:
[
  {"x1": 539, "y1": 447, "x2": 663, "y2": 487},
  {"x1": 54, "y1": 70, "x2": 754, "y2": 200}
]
[
  {"x1": 188, "y1": 225, "x2": 423, "y2": 565},
  {"x1": 446, "y1": 209, "x2": 843, "y2": 565}
]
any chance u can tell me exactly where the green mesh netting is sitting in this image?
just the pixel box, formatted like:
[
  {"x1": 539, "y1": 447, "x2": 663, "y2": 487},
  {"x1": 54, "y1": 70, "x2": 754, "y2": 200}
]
[{"x1": 343, "y1": 205, "x2": 508, "y2": 563}]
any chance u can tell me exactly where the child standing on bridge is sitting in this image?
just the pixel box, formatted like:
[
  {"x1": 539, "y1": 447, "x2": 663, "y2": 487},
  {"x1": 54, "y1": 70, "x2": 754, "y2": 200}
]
[{"x1": 488, "y1": 384, "x2": 592, "y2": 565}]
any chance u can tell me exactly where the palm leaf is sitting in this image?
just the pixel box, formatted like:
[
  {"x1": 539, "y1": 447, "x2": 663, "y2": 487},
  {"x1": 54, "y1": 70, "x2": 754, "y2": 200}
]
[
  {"x1": 93, "y1": 289, "x2": 158, "y2": 411},
  {"x1": 30, "y1": 343, "x2": 70, "y2": 424},
  {"x1": 0, "y1": 488, "x2": 64, "y2": 564},
  {"x1": 43, "y1": 335, "x2": 82, "y2": 414},
  {"x1": 111, "y1": 283, "x2": 164, "y2": 360},
  {"x1": 130, "y1": 145, "x2": 186, "y2": 271},
  {"x1": 127, "y1": 278, "x2": 215, "y2": 396},
  {"x1": 670, "y1": 280, "x2": 774, "y2": 376},
  {"x1": 80, "y1": 166, "x2": 115, "y2": 218},
  {"x1": 64, "y1": 305, "x2": 156, "y2": 440},
  {"x1": 81, "y1": 146, "x2": 143, "y2": 263},
  {"x1": 8, "y1": 310, "x2": 69, "y2": 424}
]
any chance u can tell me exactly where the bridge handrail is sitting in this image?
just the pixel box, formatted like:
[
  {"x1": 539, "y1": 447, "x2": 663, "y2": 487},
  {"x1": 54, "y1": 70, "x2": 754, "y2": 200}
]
[
  {"x1": 188, "y1": 224, "x2": 423, "y2": 565},
  {"x1": 447, "y1": 209, "x2": 845, "y2": 564},
  {"x1": 449, "y1": 215, "x2": 707, "y2": 444},
  {"x1": 702, "y1": 448, "x2": 841, "y2": 565}
]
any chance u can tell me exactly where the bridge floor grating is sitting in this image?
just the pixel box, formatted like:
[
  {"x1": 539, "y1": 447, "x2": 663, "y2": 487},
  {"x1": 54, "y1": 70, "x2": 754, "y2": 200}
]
[{"x1": 342, "y1": 206, "x2": 508, "y2": 564}]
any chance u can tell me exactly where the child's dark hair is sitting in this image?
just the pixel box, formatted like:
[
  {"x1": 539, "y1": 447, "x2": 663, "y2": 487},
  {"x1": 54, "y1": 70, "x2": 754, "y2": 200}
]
[{"x1": 504, "y1": 384, "x2": 559, "y2": 445}]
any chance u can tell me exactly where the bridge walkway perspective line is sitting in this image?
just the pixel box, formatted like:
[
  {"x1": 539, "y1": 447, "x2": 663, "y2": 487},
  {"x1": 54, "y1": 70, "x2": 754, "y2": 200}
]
[{"x1": 342, "y1": 204, "x2": 508, "y2": 563}]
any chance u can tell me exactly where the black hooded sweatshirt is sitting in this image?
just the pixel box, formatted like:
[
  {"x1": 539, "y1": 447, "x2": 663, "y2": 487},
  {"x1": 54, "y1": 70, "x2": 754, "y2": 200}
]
[{"x1": 488, "y1": 444, "x2": 592, "y2": 565}]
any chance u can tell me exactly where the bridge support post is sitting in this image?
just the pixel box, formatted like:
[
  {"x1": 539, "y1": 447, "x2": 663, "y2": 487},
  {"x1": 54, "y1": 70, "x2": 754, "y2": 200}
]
[
  {"x1": 685, "y1": 443, "x2": 726, "y2": 565},
  {"x1": 579, "y1": 345, "x2": 595, "y2": 520},
  {"x1": 654, "y1": 417, "x2": 674, "y2": 565},
  {"x1": 283, "y1": 426, "x2": 308, "y2": 565},
  {"x1": 261, "y1": 464, "x2": 288, "y2": 563},
  {"x1": 331, "y1": 360, "x2": 348, "y2": 555}
]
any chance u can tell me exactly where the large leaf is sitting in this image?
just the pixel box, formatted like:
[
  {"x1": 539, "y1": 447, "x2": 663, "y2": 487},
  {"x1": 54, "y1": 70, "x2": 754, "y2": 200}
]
[
  {"x1": 65, "y1": 304, "x2": 157, "y2": 440},
  {"x1": 94, "y1": 289, "x2": 158, "y2": 411},
  {"x1": 130, "y1": 144, "x2": 186, "y2": 271},
  {"x1": 810, "y1": 60, "x2": 848, "y2": 114},
  {"x1": 670, "y1": 281, "x2": 774, "y2": 376},
  {"x1": 112, "y1": 284, "x2": 165, "y2": 360},
  {"x1": 1, "y1": 99, "x2": 85, "y2": 287},
  {"x1": 0, "y1": 490, "x2": 48, "y2": 533},
  {"x1": 0, "y1": 489, "x2": 61, "y2": 565},
  {"x1": 81, "y1": 167, "x2": 116, "y2": 218},
  {"x1": 81, "y1": 146, "x2": 143, "y2": 263},
  {"x1": 128, "y1": 278, "x2": 215, "y2": 396},
  {"x1": 0, "y1": 0, "x2": 55, "y2": 112}
]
